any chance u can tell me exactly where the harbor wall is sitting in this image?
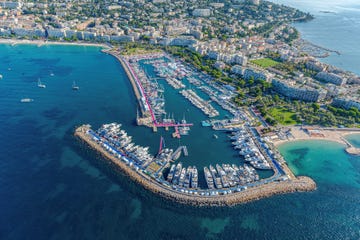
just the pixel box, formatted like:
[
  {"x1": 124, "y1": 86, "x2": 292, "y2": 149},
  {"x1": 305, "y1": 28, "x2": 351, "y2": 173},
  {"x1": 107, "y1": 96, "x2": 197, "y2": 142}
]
[{"x1": 75, "y1": 126, "x2": 317, "y2": 206}]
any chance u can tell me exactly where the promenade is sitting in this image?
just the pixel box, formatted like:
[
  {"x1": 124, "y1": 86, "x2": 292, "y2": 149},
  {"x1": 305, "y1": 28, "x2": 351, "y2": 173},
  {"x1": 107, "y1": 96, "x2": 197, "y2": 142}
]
[{"x1": 75, "y1": 125, "x2": 316, "y2": 206}]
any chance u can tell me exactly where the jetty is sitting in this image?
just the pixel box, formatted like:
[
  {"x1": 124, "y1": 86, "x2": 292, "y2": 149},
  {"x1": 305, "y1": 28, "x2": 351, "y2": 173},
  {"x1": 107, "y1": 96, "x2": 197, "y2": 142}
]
[
  {"x1": 75, "y1": 125, "x2": 316, "y2": 206},
  {"x1": 170, "y1": 146, "x2": 188, "y2": 161},
  {"x1": 105, "y1": 49, "x2": 193, "y2": 133}
]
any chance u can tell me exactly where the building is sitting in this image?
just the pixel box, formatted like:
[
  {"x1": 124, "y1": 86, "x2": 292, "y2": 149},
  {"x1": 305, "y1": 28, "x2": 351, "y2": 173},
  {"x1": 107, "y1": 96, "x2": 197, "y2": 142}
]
[
  {"x1": 305, "y1": 60, "x2": 325, "y2": 72},
  {"x1": 315, "y1": 71, "x2": 347, "y2": 86},
  {"x1": 207, "y1": 51, "x2": 219, "y2": 60},
  {"x1": 0, "y1": 28, "x2": 11, "y2": 36},
  {"x1": 332, "y1": 98, "x2": 360, "y2": 110},
  {"x1": 249, "y1": 0, "x2": 260, "y2": 5},
  {"x1": 11, "y1": 28, "x2": 45, "y2": 38},
  {"x1": 192, "y1": 9, "x2": 211, "y2": 17},
  {"x1": 210, "y1": 2, "x2": 224, "y2": 8},
  {"x1": 231, "y1": 65, "x2": 244, "y2": 75},
  {"x1": 243, "y1": 68, "x2": 268, "y2": 81},
  {"x1": 232, "y1": 54, "x2": 248, "y2": 66},
  {"x1": 272, "y1": 79, "x2": 326, "y2": 102},
  {"x1": 169, "y1": 37, "x2": 196, "y2": 46},
  {"x1": 110, "y1": 35, "x2": 134, "y2": 42},
  {"x1": 214, "y1": 61, "x2": 226, "y2": 70},
  {"x1": 46, "y1": 29, "x2": 65, "y2": 38},
  {"x1": 190, "y1": 29, "x2": 203, "y2": 40},
  {"x1": 1, "y1": 1, "x2": 22, "y2": 9},
  {"x1": 159, "y1": 37, "x2": 196, "y2": 46}
]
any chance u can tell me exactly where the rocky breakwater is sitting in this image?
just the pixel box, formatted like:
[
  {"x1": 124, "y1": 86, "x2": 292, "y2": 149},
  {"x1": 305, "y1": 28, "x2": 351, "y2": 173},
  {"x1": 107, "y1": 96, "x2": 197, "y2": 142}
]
[
  {"x1": 104, "y1": 50, "x2": 153, "y2": 127},
  {"x1": 75, "y1": 125, "x2": 316, "y2": 206}
]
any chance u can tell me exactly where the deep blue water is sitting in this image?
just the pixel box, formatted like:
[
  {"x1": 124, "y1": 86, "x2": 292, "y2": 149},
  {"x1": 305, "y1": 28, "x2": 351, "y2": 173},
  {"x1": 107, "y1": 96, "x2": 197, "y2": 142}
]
[{"x1": 0, "y1": 44, "x2": 360, "y2": 239}]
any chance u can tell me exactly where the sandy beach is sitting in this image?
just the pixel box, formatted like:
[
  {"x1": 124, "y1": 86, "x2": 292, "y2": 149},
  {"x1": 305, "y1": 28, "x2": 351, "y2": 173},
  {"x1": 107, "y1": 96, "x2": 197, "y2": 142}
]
[{"x1": 272, "y1": 126, "x2": 360, "y2": 155}]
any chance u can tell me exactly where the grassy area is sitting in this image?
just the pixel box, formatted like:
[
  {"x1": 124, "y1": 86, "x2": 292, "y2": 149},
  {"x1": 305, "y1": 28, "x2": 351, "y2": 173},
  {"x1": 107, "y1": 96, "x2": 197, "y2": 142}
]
[
  {"x1": 119, "y1": 43, "x2": 162, "y2": 55},
  {"x1": 251, "y1": 58, "x2": 279, "y2": 68},
  {"x1": 121, "y1": 47, "x2": 161, "y2": 55},
  {"x1": 269, "y1": 107, "x2": 300, "y2": 125}
]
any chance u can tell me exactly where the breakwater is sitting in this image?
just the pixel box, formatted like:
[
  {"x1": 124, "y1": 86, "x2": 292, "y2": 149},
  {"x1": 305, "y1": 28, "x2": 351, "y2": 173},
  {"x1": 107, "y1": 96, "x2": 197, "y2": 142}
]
[{"x1": 75, "y1": 125, "x2": 316, "y2": 206}]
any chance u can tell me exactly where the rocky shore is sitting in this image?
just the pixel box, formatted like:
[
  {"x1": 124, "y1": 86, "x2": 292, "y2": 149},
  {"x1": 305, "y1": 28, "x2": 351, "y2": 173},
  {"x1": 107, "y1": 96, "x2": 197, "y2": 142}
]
[{"x1": 75, "y1": 126, "x2": 316, "y2": 206}]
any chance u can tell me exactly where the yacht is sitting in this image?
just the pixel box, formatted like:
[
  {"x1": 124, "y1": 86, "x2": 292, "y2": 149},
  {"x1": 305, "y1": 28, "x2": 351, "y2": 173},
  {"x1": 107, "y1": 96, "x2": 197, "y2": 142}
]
[{"x1": 20, "y1": 98, "x2": 34, "y2": 103}]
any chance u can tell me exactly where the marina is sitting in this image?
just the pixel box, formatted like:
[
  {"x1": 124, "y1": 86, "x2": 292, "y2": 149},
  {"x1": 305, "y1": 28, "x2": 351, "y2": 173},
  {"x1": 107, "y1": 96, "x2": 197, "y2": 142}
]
[
  {"x1": 70, "y1": 49, "x2": 318, "y2": 204},
  {"x1": 114, "y1": 51, "x2": 194, "y2": 134},
  {"x1": 75, "y1": 124, "x2": 316, "y2": 205},
  {"x1": 180, "y1": 89, "x2": 219, "y2": 117},
  {"x1": 78, "y1": 122, "x2": 278, "y2": 193}
]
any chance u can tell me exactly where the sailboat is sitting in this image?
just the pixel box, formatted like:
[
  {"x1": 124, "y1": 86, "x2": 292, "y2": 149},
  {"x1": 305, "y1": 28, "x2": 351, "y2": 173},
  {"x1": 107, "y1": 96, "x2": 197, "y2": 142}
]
[
  {"x1": 37, "y1": 78, "x2": 46, "y2": 88},
  {"x1": 72, "y1": 81, "x2": 80, "y2": 90}
]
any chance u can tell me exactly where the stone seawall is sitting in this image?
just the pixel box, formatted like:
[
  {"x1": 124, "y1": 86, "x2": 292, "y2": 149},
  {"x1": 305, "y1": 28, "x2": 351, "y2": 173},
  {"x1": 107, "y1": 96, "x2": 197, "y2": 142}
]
[{"x1": 75, "y1": 126, "x2": 317, "y2": 206}]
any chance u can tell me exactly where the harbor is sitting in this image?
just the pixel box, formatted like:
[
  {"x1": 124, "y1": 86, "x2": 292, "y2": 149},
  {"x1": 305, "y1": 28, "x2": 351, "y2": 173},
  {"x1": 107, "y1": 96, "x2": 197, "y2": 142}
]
[
  {"x1": 70, "y1": 49, "x2": 320, "y2": 205},
  {"x1": 75, "y1": 124, "x2": 316, "y2": 206},
  {"x1": 66, "y1": 50, "x2": 322, "y2": 202}
]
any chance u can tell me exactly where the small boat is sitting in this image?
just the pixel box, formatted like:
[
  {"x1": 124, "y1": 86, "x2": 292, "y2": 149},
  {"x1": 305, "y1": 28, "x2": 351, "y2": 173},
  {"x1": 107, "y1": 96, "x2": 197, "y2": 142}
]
[
  {"x1": 213, "y1": 134, "x2": 218, "y2": 139},
  {"x1": 72, "y1": 81, "x2": 80, "y2": 90},
  {"x1": 50, "y1": 72, "x2": 54, "y2": 76},
  {"x1": 0, "y1": 74, "x2": 3, "y2": 79},
  {"x1": 37, "y1": 78, "x2": 46, "y2": 88},
  {"x1": 20, "y1": 98, "x2": 34, "y2": 103},
  {"x1": 201, "y1": 120, "x2": 212, "y2": 127}
]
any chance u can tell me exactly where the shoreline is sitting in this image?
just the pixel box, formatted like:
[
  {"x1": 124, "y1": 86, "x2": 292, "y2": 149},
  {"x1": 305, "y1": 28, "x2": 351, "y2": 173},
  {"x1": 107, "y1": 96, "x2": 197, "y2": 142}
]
[
  {"x1": 272, "y1": 127, "x2": 360, "y2": 155},
  {"x1": 75, "y1": 125, "x2": 316, "y2": 206},
  {"x1": 0, "y1": 38, "x2": 109, "y2": 49}
]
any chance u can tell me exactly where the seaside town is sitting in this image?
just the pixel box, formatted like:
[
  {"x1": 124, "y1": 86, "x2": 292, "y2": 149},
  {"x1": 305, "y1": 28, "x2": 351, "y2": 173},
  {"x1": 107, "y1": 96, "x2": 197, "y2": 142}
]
[
  {"x1": 73, "y1": 45, "x2": 358, "y2": 203},
  {"x1": 1, "y1": 0, "x2": 359, "y2": 205},
  {"x1": 0, "y1": 0, "x2": 359, "y2": 127}
]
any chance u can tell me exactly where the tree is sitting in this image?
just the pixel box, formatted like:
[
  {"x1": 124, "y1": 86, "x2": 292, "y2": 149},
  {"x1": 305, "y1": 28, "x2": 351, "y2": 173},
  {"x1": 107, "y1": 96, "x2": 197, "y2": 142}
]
[
  {"x1": 311, "y1": 103, "x2": 320, "y2": 112},
  {"x1": 273, "y1": 94, "x2": 280, "y2": 103},
  {"x1": 248, "y1": 77, "x2": 255, "y2": 86}
]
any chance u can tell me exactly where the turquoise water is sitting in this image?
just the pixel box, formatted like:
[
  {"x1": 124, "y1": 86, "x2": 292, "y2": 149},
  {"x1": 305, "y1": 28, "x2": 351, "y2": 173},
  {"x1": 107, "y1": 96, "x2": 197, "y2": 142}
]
[
  {"x1": 278, "y1": 140, "x2": 360, "y2": 188},
  {"x1": 1, "y1": 44, "x2": 360, "y2": 239},
  {"x1": 346, "y1": 134, "x2": 360, "y2": 148}
]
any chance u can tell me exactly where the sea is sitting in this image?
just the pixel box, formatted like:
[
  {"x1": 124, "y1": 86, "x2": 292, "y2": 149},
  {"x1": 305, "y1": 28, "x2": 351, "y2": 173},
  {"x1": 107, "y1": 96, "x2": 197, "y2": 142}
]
[
  {"x1": 0, "y1": 3, "x2": 360, "y2": 238},
  {"x1": 270, "y1": 0, "x2": 360, "y2": 75}
]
